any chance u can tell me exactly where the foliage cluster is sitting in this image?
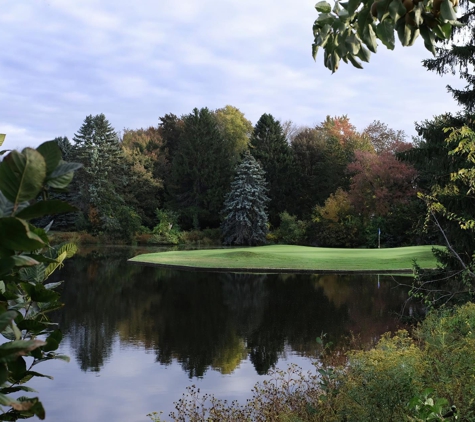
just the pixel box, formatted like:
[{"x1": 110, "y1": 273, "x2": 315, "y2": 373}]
[
  {"x1": 54, "y1": 109, "x2": 423, "y2": 249},
  {"x1": 150, "y1": 303, "x2": 475, "y2": 421},
  {"x1": 0, "y1": 138, "x2": 79, "y2": 420}
]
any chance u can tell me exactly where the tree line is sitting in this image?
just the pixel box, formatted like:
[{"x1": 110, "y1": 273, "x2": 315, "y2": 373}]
[{"x1": 47, "y1": 106, "x2": 435, "y2": 248}]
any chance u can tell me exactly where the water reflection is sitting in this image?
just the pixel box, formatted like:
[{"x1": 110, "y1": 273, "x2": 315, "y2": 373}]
[{"x1": 51, "y1": 247, "x2": 409, "y2": 378}]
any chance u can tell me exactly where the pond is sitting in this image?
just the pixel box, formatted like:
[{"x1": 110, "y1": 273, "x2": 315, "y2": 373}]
[{"x1": 29, "y1": 246, "x2": 411, "y2": 422}]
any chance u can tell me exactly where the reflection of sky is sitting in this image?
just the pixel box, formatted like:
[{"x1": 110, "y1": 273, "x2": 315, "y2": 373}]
[{"x1": 29, "y1": 338, "x2": 316, "y2": 422}]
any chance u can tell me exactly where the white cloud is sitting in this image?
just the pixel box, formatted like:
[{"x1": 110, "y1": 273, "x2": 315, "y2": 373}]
[{"x1": 0, "y1": 0, "x2": 464, "y2": 150}]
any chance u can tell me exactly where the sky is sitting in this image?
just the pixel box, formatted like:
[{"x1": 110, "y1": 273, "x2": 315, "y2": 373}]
[{"x1": 0, "y1": 0, "x2": 464, "y2": 151}]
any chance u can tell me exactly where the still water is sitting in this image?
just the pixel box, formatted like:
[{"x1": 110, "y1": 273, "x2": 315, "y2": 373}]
[{"x1": 29, "y1": 246, "x2": 410, "y2": 422}]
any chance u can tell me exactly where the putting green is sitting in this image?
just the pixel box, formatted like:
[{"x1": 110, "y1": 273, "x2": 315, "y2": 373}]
[{"x1": 128, "y1": 244, "x2": 441, "y2": 273}]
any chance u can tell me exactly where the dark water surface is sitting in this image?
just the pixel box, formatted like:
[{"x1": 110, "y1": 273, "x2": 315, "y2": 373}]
[{"x1": 30, "y1": 246, "x2": 410, "y2": 422}]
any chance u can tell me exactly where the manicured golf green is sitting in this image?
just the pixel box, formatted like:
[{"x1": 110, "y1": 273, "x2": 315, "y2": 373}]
[{"x1": 129, "y1": 245, "x2": 441, "y2": 273}]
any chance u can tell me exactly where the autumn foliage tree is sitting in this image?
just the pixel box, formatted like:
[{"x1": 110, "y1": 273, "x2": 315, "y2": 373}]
[{"x1": 347, "y1": 150, "x2": 418, "y2": 218}]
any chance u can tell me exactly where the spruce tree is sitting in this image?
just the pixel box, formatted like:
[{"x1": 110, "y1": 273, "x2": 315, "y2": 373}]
[
  {"x1": 250, "y1": 114, "x2": 295, "y2": 226},
  {"x1": 72, "y1": 114, "x2": 130, "y2": 234},
  {"x1": 221, "y1": 151, "x2": 269, "y2": 246},
  {"x1": 422, "y1": 0, "x2": 475, "y2": 111},
  {"x1": 167, "y1": 107, "x2": 234, "y2": 229}
]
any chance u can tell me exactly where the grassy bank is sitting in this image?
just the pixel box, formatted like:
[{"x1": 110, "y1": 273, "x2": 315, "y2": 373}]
[{"x1": 129, "y1": 244, "x2": 441, "y2": 273}]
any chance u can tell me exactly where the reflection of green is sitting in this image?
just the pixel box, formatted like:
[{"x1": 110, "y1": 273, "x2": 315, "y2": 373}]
[
  {"x1": 52, "y1": 249, "x2": 411, "y2": 377},
  {"x1": 130, "y1": 245, "x2": 440, "y2": 272}
]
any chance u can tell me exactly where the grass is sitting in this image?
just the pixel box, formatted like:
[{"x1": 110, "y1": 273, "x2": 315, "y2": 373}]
[{"x1": 128, "y1": 244, "x2": 442, "y2": 273}]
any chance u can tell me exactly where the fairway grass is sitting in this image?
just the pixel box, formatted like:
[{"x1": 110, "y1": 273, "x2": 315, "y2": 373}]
[{"x1": 128, "y1": 245, "x2": 441, "y2": 273}]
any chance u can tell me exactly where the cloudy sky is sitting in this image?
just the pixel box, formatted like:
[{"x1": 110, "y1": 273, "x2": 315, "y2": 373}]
[{"x1": 0, "y1": 0, "x2": 463, "y2": 150}]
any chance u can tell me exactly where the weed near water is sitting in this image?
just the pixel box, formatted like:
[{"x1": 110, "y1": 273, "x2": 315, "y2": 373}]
[{"x1": 148, "y1": 303, "x2": 475, "y2": 421}]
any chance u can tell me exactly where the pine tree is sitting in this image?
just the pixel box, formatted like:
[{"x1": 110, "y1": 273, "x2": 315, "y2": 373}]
[
  {"x1": 250, "y1": 114, "x2": 295, "y2": 226},
  {"x1": 72, "y1": 114, "x2": 130, "y2": 234},
  {"x1": 422, "y1": 0, "x2": 475, "y2": 111},
  {"x1": 167, "y1": 108, "x2": 234, "y2": 229},
  {"x1": 221, "y1": 151, "x2": 269, "y2": 246}
]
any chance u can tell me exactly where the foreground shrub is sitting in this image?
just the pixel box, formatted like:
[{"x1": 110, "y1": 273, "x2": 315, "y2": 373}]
[{"x1": 150, "y1": 304, "x2": 475, "y2": 421}]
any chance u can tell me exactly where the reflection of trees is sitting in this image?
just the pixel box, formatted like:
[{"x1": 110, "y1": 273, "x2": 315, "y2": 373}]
[{"x1": 52, "y1": 249, "x2": 410, "y2": 377}]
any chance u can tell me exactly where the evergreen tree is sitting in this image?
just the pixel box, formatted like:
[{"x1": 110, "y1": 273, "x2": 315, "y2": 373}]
[
  {"x1": 167, "y1": 108, "x2": 234, "y2": 229},
  {"x1": 422, "y1": 0, "x2": 475, "y2": 112},
  {"x1": 250, "y1": 114, "x2": 295, "y2": 226},
  {"x1": 221, "y1": 151, "x2": 269, "y2": 246},
  {"x1": 72, "y1": 114, "x2": 135, "y2": 235}
]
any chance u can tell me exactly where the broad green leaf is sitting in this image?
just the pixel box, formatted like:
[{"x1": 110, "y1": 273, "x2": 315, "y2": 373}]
[
  {"x1": 48, "y1": 161, "x2": 82, "y2": 178},
  {"x1": 315, "y1": 1, "x2": 332, "y2": 13},
  {"x1": 0, "y1": 258, "x2": 15, "y2": 278},
  {"x1": 21, "y1": 370, "x2": 53, "y2": 381},
  {"x1": 17, "y1": 320, "x2": 50, "y2": 333},
  {"x1": 361, "y1": 23, "x2": 378, "y2": 52},
  {"x1": 11, "y1": 255, "x2": 39, "y2": 268},
  {"x1": 55, "y1": 242, "x2": 77, "y2": 259},
  {"x1": 344, "y1": 0, "x2": 362, "y2": 15},
  {"x1": 389, "y1": 0, "x2": 407, "y2": 21},
  {"x1": 0, "y1": 149, "x2": 46, "y2": 205},
  {"x1": 420, "y1": 24, "x2": 436, "y2": 55},
  {"x1": 0, "y1": 386, "x2": 37, "y2": 394},
  {"x1": 345, "y1": 32, "x2": 361, "y2": 54},
  {"x1": 46, "y1": 171, "x2": 74, "y2": 190},
  {"x1": 15, "y1": 200, "x2": 77, "y2": 220},
  {"x1": 0, "y1": 218, "x2": 45, "y2": 251},
  {"x1": 36, "y1": 141, "x2": 61, "y2": 177},
  {"x1": 317, "y1": 12, "x2": 336, "y2": 26},
  {"x1": 0, "y1": 135, "x2": 5, "y2": 147},
  {"x1": 376, "y1": 20, "x2": 395, "y2": 49},
  {"x1": 43, "y1": 330, "x2": 62, "y2": 352},
  {"x1": 312, "y1": 43, "x2": 319, "y2": 59},
  {"x1": 356, "y1": 43, "x2": 371, "y2": 61},
  {"x1": 19, "y1": 263, "x2": 46, "y2": 283},
  {"x1": 0, "y1": 311, "x2": 18, "y2": 333},
  {"x1": 440, "y1": 0, "x2": 458, "y2": 22},
  {"x1": 44, "y1": 251, "x2": 68, "y2": 279},
  {"x1": 8, "y1": 356, "x2": 26, "y2": 382},
  {"x1": 0, "y1": 340, "x2": 46, "y2": 361},
  {"x1": 29, "y1": 225, "x2": 49, "y2": 245},
  {"x1": 348, "y1": 54, "x2": 364, "y2": 68}
]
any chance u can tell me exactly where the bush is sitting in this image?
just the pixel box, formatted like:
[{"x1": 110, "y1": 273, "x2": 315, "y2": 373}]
[
  {"x1": 151, "y1": 304, "x2": 475, "y2": 421},
  {"x1": 275, "y1": 212, "x2": 308, "y2": 245}
]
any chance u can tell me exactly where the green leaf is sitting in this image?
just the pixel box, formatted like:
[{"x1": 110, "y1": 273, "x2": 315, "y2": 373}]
[
  {"x1": 376, "y1": 19, "x2": 395, "y2": 49},
  {"x1": 0, "y1": 135, "x2": 5, "y2": 147},
  {"x1": 312, "y1": 43, "x2": 319, "y2": 59},
  {"x1": 8, "y1": 356, "x2": 26, "y2": 382},
  {"x1": 0, "y1": 311, "x2": 18, "y2": 333},
  {"x1": 362, "y1": 23, "x2": 378, "y2": 52},
  {"x1": 48, "y1": 161, "x2": 82, "y2": 178},
  {"x1": 345, "y1": 32, "x2": 361, "y2": 55},
  {"x1": 0, "y1": 149, "x2": 46, "y2": 205},
  {"x1": 315, "y1": 1, "x2": 332, "y2": 13},
  {"x1": 344, "y1": 0, "x2": 362, "y2": 15},
  {"x1": 440, "y1": 0, "x2": 457, "y2": 22},
  {"x1": 36, "y1": 141, "x2": 61, "y2": 177},
  {"x1": 43, "y1": 330, "x2": 62, "y2": 352},
  {"x1": 389, "y1": 0, "x2": 407, "y2": 21},
  {"x1": 55, "y1": 242, "x2": 77, "y2": 259},
  {"x1": 46, "y1": 171, "x2": 74, "y2": 190},
  {"x1": 0, "y1": 258, "x2": 15, "y2": 278},
  {"x1": 15, "y1": 200, "x2": 77, "y2": 220},
  {"x1": 420, "y1": 24, "x2": 436, "y2": 55},
  {"x1": 17, "y1": 320, "x2": 50, "y2": 333},
  {"x1": 11, "y1": 255, "x2": 39, "y2": 268},
  {"x1": 0, "y1": 386, "x2": 37, "y2": 394},
  {"x1": 356, "y1": 43, "x2": 371, "y2": 61},
  {"x1": 0, "y1": 364, "x2": 7, "y2": 386},
  {"x1": 19, "y1": 263, "x2": 46, "y2": 283},
  {"x1": 0, "y1": 340, "x2": 46, "y2": 361},
  {"x1": 0, "y1": 218, "x2": 45, "y2": 251}
]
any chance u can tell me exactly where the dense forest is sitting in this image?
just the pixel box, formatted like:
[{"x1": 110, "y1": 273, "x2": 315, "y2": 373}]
[{"x1": 47, "y1": 107, "x2": 439, "y2": 249}]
